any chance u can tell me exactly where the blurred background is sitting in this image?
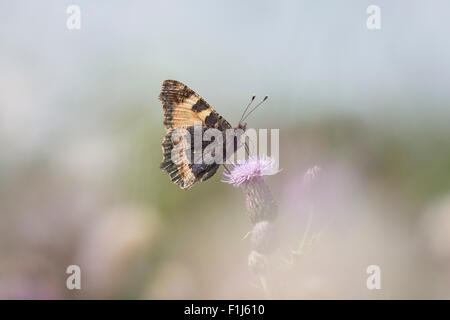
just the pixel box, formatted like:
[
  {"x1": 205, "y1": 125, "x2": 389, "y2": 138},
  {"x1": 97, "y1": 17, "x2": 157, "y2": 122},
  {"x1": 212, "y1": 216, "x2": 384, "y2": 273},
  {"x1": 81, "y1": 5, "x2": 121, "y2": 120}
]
[{"x1": 1, "y1": 0, "x2": 450, "y2": 299}]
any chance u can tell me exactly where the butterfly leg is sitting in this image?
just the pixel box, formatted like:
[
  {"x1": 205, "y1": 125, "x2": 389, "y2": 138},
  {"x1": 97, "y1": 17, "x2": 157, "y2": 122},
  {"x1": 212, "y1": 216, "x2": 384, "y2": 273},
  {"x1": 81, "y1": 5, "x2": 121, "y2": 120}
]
[
  {"x1": 223, "y1": 164, "x2": 231, "y2": 174},
  {"x1": 244, "y1": 142, "x2": 250, "y2": 157}
]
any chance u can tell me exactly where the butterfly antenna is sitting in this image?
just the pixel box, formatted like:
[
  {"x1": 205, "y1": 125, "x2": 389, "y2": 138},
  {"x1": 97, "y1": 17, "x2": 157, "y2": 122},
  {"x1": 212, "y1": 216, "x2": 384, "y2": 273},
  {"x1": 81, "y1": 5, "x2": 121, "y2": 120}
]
[
  {"x1": 239, "y1": 94, "x2": 256, "y2": 125},
  {"x1": 242, "y1": 95, "x2": 268, "y2": 122}
]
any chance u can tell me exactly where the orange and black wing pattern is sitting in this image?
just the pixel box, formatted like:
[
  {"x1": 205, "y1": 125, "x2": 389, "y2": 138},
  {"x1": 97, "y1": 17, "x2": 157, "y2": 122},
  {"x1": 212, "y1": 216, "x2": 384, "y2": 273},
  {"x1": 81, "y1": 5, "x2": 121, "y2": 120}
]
[
  {"x1": 159, "y1": 80, "x2": 232, "y2": 189},
  {"x1": 159, "y1": 80, "x2": 231, "y2": 130}
]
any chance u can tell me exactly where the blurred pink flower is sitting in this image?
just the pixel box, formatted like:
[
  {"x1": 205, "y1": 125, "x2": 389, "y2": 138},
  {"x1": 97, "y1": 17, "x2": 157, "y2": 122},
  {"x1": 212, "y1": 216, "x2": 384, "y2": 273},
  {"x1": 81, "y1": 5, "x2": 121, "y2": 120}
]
[{"x1": 303, "y1": 166, "x2": 322, "y2": 187}]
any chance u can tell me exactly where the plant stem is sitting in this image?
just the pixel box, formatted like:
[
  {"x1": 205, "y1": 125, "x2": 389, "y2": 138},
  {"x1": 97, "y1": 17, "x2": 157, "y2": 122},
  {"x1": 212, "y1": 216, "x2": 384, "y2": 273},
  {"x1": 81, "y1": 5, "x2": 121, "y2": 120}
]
[
  {"x1": 259, "y1": 274, "x2": 271, "y2": 299},
  {"x1": 294, "y1": 204, "x2": 314, "y2": 258}
]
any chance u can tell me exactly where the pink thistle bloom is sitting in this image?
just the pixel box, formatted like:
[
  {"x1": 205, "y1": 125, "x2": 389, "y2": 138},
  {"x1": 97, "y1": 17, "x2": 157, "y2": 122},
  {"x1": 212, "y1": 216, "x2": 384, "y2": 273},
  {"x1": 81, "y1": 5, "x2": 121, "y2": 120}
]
[
  {"x1": 222, "y1": 156, "x2": 280, "y2": 187},
  {"x1": 224, "y1": 156, "x2": 280, "y2": 283}
]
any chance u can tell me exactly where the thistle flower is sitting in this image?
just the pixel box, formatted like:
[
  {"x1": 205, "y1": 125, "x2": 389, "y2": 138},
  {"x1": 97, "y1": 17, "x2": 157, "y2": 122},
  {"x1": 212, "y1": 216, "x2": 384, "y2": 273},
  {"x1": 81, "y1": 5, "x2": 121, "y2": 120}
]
[
  {"x1": 291, "y1": 165, "x2": 323, "y2": 260},
  {"x1": 222, "y1": 156, "x2": 279, "y2": 187},
  {"x1": 223, "y1": 156, "x2": 279, "y2": 223},
  {"x1": 223, "y1": 156, "x2": 280, "y2": 297},
  {"x1": 303, "y1": 165, "x2": 322, "y2": 187}
]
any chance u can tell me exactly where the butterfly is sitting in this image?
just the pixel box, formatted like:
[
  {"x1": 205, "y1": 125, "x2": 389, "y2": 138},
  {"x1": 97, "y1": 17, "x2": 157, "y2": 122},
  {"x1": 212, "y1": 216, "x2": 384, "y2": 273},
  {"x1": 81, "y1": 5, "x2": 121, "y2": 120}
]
[{"x1": 159, "y1": 80, "x2": 267, "y2": 190}]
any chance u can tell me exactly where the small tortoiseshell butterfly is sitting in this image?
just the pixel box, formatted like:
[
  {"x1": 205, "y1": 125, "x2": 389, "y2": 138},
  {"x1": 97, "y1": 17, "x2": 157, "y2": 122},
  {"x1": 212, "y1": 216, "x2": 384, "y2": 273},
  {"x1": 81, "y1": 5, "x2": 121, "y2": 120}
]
[{"x1": 159, "y1": 80, "x2": 266, "y2": 190}]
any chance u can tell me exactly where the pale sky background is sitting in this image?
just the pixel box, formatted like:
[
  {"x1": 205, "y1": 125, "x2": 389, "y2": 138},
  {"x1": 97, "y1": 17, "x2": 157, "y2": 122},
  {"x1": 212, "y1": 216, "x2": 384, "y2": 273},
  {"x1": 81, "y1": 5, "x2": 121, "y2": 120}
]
[{"x1": 1, "y1": 0, "x2": 449, "y2": 156}]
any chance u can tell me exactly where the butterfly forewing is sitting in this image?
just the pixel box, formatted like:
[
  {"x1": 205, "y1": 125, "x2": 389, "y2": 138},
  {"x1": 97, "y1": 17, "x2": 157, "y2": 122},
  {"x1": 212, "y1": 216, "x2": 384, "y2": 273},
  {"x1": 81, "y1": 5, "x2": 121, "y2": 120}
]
[
  {"x1": 159, "y1": 80, "x2": 232, "y2": 130},
  {"x1": 159, "y1": 80, "x2": 234, "y2": 190}
]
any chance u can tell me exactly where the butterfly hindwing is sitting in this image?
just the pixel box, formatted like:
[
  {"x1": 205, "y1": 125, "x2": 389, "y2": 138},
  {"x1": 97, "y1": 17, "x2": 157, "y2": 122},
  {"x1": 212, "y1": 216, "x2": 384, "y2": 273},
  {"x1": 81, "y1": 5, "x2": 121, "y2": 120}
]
[
  {"x1": 159, "y1": 81, "x2": 232, "y2": 189},
  {"x1": 160, "y1": 125, "x2": 222, "y2": 189},
  {"x1": 160, "y1": 128, "x2": 196, "y2": 189}
]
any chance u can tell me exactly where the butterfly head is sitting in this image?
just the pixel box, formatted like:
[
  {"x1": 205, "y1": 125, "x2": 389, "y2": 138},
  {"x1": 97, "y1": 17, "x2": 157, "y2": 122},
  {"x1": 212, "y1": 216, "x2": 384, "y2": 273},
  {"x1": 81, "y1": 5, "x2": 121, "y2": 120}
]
[{"x1": 237, "y1": 121, "x2": 247, "y2": 131}]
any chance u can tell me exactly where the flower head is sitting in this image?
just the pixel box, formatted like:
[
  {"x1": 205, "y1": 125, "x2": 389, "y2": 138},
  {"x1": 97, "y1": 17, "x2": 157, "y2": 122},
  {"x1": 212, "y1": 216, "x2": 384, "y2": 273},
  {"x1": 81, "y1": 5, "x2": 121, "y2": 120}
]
[
  {"x1": 303, "y1": 165, "x2": 322, "y2": 186},
  {"x1": 222, "y1": 156, "x2": 279, "y2": 187},
  {"x1": 224, "y1": 156, "x2": 279, "y2": 293},
  {"x1": 302, "y1": 165, "x2": 322, "y2": 197}
]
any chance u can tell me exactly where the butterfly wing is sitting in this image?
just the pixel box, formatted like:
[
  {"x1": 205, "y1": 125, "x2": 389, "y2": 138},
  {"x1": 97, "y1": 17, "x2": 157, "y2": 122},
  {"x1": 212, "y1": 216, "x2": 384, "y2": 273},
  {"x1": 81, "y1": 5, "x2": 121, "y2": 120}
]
[
  {"x1": 159, "y1": 80, "x2": 231, "y2": 189},
  {"x1": 159, "y1": 80, "x2": 232, "y2": 130}
]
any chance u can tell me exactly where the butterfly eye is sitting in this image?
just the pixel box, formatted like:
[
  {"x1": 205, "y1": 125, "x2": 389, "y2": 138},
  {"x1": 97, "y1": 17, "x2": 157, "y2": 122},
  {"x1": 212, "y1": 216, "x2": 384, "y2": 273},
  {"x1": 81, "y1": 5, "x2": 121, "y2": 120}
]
[{"x1": 238, "y1": 122, "x2": 247, "y2": 130}]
